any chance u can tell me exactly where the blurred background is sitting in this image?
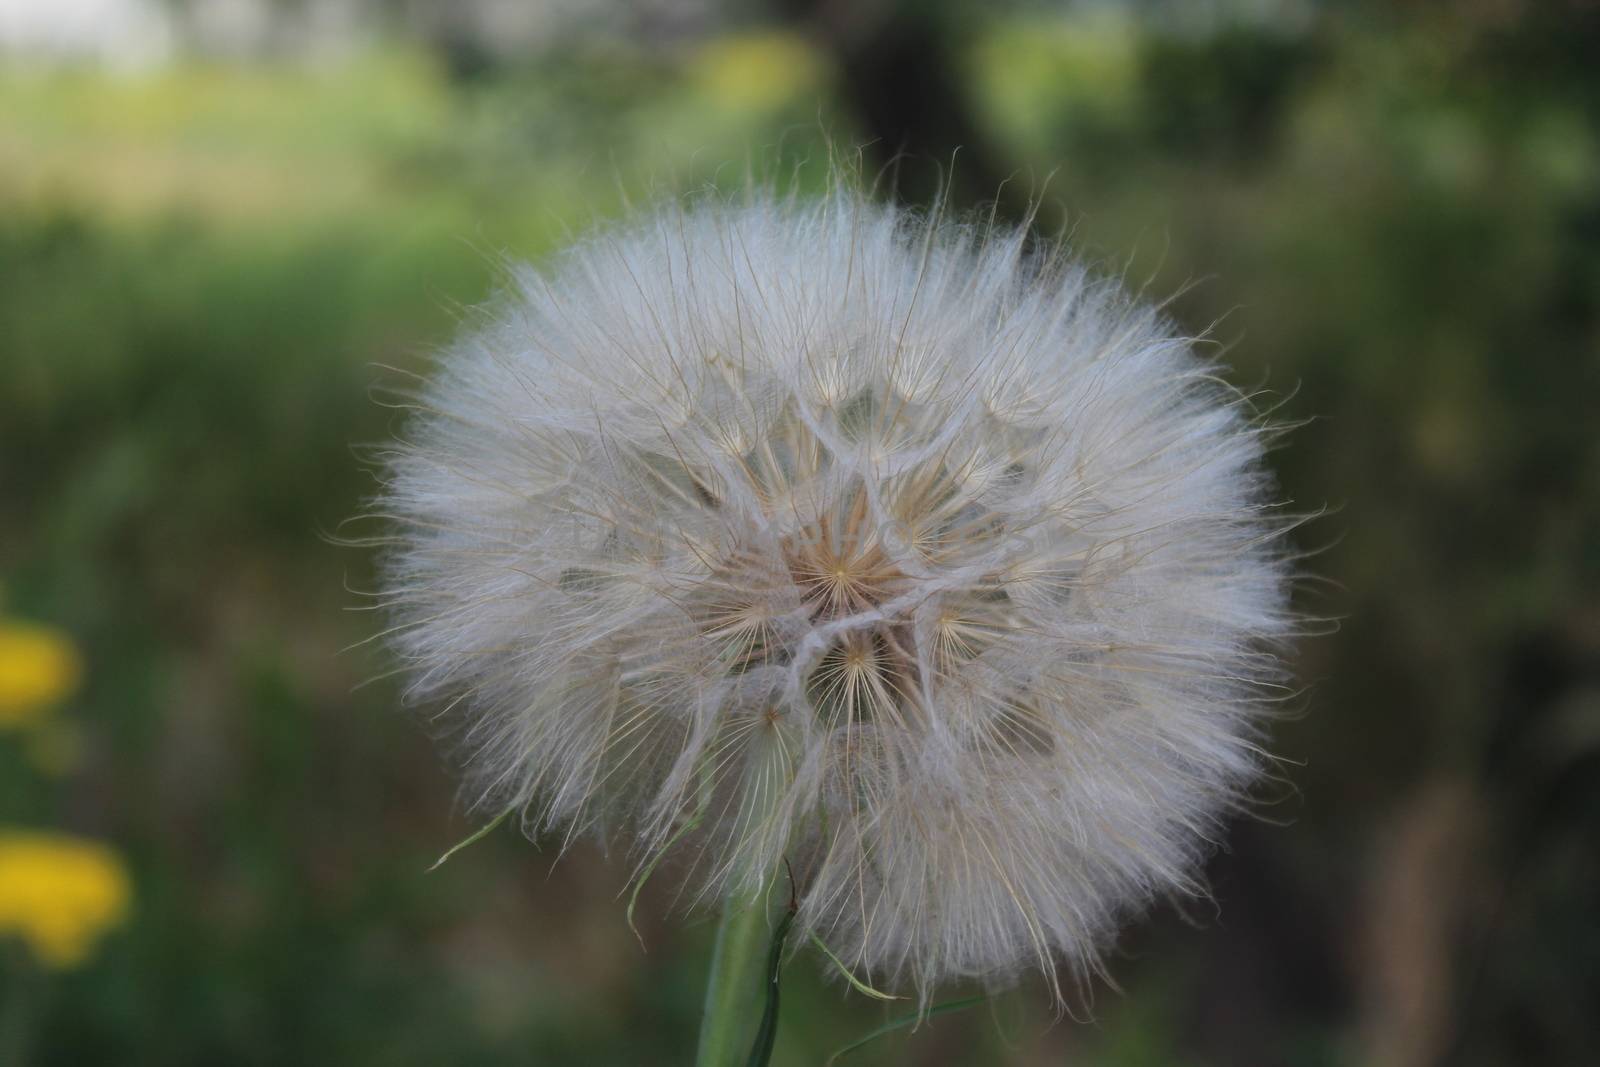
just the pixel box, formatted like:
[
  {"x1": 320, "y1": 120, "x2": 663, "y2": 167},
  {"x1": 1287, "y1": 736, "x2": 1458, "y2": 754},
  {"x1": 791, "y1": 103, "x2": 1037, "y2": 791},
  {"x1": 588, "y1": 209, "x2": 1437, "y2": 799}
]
[{"x1": 2, "y1": 0, "x2": 1597, "y2": 1064}]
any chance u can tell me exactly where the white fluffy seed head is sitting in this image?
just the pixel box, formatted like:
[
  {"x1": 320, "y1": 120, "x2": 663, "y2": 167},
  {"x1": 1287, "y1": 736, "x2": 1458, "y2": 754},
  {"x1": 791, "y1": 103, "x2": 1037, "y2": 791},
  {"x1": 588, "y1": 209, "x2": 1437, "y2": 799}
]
[{"x1": 377, "y1": 183, "x2": 1297, "y2": 1003}]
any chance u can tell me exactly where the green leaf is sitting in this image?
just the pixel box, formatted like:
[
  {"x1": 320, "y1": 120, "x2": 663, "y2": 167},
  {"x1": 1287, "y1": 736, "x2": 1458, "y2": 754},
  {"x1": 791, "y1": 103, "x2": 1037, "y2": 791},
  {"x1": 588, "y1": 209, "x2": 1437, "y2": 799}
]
[
  {"x1": 625, "y1": 805, "x2": 707, "y2": 945},
  {"x1": 823, "y1": 995, "x2": 987, "y2": 1066},
  {"x1": 426, "y1": 808, "x2": 513, "y2": 872},
  {"x1": 744, "y1": 906, "x2": 795, "y2": 1067},
  {"x1": 808, "y1": 933, "x2": 904, "y2": 1001}
]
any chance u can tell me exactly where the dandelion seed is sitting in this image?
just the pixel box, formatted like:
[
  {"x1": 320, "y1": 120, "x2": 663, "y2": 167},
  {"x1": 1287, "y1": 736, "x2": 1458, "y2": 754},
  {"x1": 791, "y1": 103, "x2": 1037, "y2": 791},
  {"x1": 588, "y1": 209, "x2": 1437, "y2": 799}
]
[{"x1": 375, "y1": 180, "x2": 1297, "y2": 1004}]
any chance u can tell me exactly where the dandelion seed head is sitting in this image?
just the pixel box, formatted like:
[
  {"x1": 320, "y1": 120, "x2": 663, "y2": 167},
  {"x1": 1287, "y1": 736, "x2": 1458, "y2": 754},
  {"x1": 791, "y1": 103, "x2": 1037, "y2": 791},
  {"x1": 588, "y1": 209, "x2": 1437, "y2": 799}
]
[{"x1": 378, "y1": 183, "x2": 1297, "y2": 1002}]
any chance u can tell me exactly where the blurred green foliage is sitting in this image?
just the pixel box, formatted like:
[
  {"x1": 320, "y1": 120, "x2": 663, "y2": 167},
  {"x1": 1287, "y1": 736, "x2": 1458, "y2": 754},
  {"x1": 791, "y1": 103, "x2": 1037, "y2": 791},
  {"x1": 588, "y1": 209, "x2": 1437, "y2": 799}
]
[{"x1": 2, "y1": 4, "x2": 1597, "y2": 1064}]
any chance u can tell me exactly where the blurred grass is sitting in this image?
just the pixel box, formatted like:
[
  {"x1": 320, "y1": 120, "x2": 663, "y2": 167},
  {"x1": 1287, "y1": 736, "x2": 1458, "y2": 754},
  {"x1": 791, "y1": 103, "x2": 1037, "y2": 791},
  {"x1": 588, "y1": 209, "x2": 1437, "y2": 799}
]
[{"x1": 1, "y1": 8, "x2": 1597, "y2": 1066}]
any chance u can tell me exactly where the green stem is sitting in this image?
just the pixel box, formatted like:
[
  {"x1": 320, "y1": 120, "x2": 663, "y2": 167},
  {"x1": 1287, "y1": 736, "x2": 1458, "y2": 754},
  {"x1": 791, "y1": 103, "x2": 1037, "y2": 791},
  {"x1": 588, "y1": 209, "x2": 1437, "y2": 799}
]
[{"x1": 695, "y1": 889, "x2": 772, "y2": 1067}]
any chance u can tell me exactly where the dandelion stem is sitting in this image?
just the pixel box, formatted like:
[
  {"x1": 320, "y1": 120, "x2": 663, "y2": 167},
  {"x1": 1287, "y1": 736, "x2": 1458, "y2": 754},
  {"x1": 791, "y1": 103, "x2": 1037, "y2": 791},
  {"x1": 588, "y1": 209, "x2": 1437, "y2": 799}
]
[{"x1": 694, "y1": 886, "x2": 774, "y2": 1067}]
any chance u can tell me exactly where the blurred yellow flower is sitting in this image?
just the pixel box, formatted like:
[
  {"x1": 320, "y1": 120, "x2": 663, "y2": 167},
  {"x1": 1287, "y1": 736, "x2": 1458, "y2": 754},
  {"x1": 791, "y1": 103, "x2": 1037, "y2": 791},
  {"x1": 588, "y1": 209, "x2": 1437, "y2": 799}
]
[
  {"x1": 0, "y1": 832, "x2": 130, "y2": 968},
  {"x1": 693, "y1": 32, "x2": 823, "y2": 112},
  {"x1": 0, "y1": 622, "x2": 82, "y2": 728}
]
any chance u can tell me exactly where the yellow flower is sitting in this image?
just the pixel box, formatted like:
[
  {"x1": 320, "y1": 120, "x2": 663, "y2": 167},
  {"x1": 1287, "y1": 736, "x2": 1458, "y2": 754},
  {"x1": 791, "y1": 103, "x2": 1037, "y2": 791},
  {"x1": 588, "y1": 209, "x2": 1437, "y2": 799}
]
[
  {"x1": 0, "y1": 622, "x2": 82, "y2": 728},
  {"x1": 693, "y1": 32, "x2": 823, "y2": 112},
  {"x1": 0, "y1": 832, "x2": 130, "y2": 968}
]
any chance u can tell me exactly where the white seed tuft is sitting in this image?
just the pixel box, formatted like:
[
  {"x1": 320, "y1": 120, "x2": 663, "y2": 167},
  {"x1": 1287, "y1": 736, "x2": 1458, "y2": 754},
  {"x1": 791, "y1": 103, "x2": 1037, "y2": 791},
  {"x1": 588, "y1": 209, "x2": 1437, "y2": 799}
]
[{"x1": 377, "y1": 184, "x2": 1298, "y2": 1003}]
